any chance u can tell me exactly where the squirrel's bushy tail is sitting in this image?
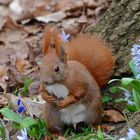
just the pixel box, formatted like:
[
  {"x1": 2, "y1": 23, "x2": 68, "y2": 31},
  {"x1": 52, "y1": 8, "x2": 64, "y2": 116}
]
[{"x1": 66, "y1": 35, "x2": 115, "y2": 87}]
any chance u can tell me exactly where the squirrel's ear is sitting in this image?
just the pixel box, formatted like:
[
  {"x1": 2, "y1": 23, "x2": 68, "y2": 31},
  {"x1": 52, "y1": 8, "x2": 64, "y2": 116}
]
[
  {"x1": 43, "y1": 28, "x2": 51, "y2": 55},
  {"x1": 43, "y1": 26, "x2": 60, "y2": 55},
  {"x1": 60, "y1": 47, "x2": 67, "y2": 63}
]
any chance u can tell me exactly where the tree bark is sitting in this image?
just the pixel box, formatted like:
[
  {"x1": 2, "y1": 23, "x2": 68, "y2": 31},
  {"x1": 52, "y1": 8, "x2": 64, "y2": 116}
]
[{"x1": 87, "y1": 0, "x2": 140, "y2": 77}]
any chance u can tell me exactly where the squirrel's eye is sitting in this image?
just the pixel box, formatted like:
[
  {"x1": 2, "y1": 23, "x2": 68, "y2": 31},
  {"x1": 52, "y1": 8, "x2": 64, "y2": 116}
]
[{"x1": 54, "y1": 66, "x2": 59, "y2": 72}]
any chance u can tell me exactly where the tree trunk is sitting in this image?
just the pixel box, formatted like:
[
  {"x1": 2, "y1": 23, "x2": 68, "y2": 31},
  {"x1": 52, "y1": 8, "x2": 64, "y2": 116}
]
[{"x1": 87, "y1": 0, "x2": 140, "y2": 77}]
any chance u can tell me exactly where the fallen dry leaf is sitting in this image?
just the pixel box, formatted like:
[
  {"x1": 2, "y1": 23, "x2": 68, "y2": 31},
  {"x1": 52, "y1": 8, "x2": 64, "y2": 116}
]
[
  {"x1": 0, "y1": 5, "x2": 10, "y2": 17},
  {"x1": 6, "y1": 41, "x2": 29, "y2": 60},
  {"x1": 55, "y1": 0, "x2": 83, "y2": 11},
  {"x1": 9, "y1": 0, "x2": 51, "y2": 21},
  {"x1": 0, "y1": 0, "x2": 11, "y2": 5},
  {"x1": 99, "y1": 124, "x2": 115, "y2": 132},
  {"x1": 0, "y1": 16, "x2": 7, "y2": 31},
  {"x1": 61, "y1": 19, "x2": 82, "y2": 36},
  {"x1": 36, "y1": 11, "x2": 66, "y2": 23},
  {"x1": 103, "y1": 109, "x2": 126, "y2": 123},
  {"x1": 58, "y1": 136, "x2": 67, "y2": 140},
  {"x1": 0, "y1": 65, "x2": 8, "y2": 91},
  {"x1": 0, "y1": 17, "x2": 28, "y2": 43},
  {"x1": 15, "y1": 58, "x2": 27, "y2": 73},
  {"x1": 9, "y1": 0, "x2": 23, "y2": 15},
  {"x1": 4, "y1": 93, "x2": 45, "y2": 118},
  {"x1": 23, "y1": 23, "x2": 42, "y2": 35},
  {"x1": 0, "y1": 95, "x2": 8, "y2": 106}
]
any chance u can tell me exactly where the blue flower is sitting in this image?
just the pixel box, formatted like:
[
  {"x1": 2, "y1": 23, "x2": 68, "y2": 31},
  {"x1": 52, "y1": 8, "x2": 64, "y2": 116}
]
[
  {"x1": 18, "y1": 106, "x2": 25, "y2": 113},
  {"x1": 17, "y1": 99, "x2": 26, "y2": 113},
  {"x1": 59, "y1": 31, "x2": 70, "y2": 42},
  {"x1": 17, "y1": 99, "x2": 21, "y2": 106},
  {"x1": 17, "y1": 128, "x2": 28, "y2": 140}
]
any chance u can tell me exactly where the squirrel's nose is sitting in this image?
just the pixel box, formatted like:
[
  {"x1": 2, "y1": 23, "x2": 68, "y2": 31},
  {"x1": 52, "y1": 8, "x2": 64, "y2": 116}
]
[{"x1": 44, "y1": 78, "x2": 53, "y2": 85}]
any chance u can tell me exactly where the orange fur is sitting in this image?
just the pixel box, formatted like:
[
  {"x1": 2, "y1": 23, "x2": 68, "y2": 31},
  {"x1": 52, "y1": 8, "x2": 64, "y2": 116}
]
[
  {"x1": 40, "y1": 28, "x2": 115, "y2": 132},
  {"x1": 44, "y1": 28, "x2": 115, "y2": 87},
  {"x1": 43, "y1": 26, "x2": 63, "y2": 57},
  {"x1": 66, "y1": 35, "x2": 115, "y2": 87}
]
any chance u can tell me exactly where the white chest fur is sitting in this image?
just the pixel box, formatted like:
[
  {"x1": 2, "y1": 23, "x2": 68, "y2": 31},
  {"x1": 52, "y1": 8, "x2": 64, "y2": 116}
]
[
  {"x1": 46, "y1": 83, "x2": 69, "y2": 99},
  {"x1": 46, "y1": 83, "x2": 87, "y2": 125}
]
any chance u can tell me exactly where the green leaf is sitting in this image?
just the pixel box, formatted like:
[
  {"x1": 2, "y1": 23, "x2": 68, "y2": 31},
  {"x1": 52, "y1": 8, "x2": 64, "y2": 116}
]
[
  {"x1": 109, "y1": 86, "x2": 118, "y2": 94},
  {"x1": 121, "y1": 78, "x2": 134, "y2": 88},
  {"x1": 22, "y1": 76, "x2": 32, "y2": 96},
  {"x1": 69, "y1": 132, "x2": 92, "y2": 140},
  {"x1": 97, "y1": 127, "x2": 103, "y2": 140},
  {"x1": 131, "y1": 80, "x2": 140, "y2": 92},
  {"x1": 0, "y1": 122, "x2": 6, "y2": 139},
  {"x1": 118, "y1": 87, "x2": 128, "y2": 91},
  {"x1": 121, "y1": 78, "x2": 140, "y2": 91},
  {"x1": 132, "y1": 88, "x2": 140, "y2": 111},
  {"x1": 0, "y1": 108, "x2": 22, "y2": 124},
  {"x1": 20, "y1": 117, "x2": 37, "y2": 128},
  {"x1": 114, "y1": 98, "x2": 125, "y2": 103},
  {"x1": 126, "y1": 104, "x2": 136, "y2": 112},
  {"x1": 101, "y1": 96, "x2": 112, "y2": 103}
]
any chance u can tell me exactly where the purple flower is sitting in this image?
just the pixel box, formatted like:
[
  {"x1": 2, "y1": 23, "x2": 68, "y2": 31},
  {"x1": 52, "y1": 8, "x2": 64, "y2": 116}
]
[
  {"x1": 135, "y1": 66, "x2": 140, "y2": 72},
  {"x1": 131, "y1": 44, "x2": 140, "y2": 78},
  {"x1": 124, "y1": 90, "x2": 131, "y2": 101},
  {"x1": 124, "y1": 90, "x2": 135, "y2": 105},
  {"x1": 127, "y1": 100, "x2": 135, "y2": 105},
  {"x1": 131, "y1": 44, "x2": 140, "y2": 56},
  {"x1": 59, "y1": 31, "x2": 70, "y2": 42},
  {"x1": 136, "y1": 74, "x2": 140, "y2": 79}
]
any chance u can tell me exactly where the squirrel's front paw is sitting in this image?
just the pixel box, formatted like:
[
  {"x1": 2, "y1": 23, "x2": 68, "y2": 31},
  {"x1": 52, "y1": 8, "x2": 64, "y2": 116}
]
[
  {"x1": 57, "y1": 100, "x2": 69, "y2": 110},
  {"x1": 41, "y1": 91, "x2": 56, "y2": 103},
  {"x1": 46, "y1": 95, "x2": 56, "y2": 103}
]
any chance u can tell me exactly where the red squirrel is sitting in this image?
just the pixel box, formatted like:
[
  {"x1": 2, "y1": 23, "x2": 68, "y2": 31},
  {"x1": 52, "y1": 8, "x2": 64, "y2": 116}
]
[{"x1": 39, "y1": 27, "x2": 115, "y2": 132}]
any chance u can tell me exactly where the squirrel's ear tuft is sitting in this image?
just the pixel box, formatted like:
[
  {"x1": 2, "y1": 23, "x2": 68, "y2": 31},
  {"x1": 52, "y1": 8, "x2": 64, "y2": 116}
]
[
  {"x1": 43, "y1": 26, "x2": 61, "y2": 55},
  {"x1": 60, "y1": 47, "x2": 67, "y2": 63}
]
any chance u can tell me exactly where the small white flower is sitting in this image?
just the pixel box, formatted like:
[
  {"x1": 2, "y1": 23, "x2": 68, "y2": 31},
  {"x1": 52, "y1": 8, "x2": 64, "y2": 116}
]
[
  {"x1": 127, "y1": 128, "x2": 137, "y2": 140},
  {"x1": 17, "y1": 128, "x2": 28, "y2": 140},
  {"x1": 119, "y1": 128, "x2": 137, "y2": 140}
]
